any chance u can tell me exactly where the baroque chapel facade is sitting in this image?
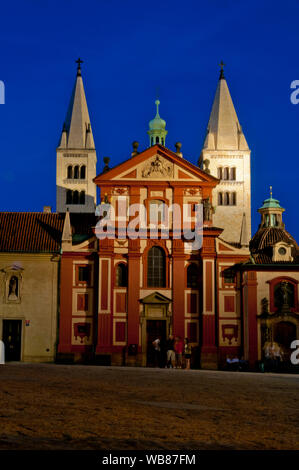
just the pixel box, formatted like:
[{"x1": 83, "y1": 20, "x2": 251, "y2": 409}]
[{"x1": 1, "y1": 61, "x2": 298, "y2": 369}]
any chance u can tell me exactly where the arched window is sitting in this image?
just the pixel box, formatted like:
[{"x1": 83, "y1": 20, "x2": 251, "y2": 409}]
[
  {"x1": 66, "y1": 190, "x2": 73, "y2": 204},
  {"x1": 161, "y1": 138, "x2": 164, "y2": 145},
  {"x1": 223, "y1": 167, "x2": 229, "y2": 180},
  {"x1": 230, "y1": 167, "x2": 236, "y2": 180},
  {"x1": 80, "y1": 165, "x2": 86, "y2": 179},
  {"x1": 156, "y1": 136, "x2": 159, "y2": 144},
  {"x1": 149, "y1": 200, "x2": 165, "y2": 224},
  {"x1": 217, "y1": 167, "x2": 223, "y2": 179},
  {"x1": 116, "y1": 264, "x2": 128, "y2": 287},
  {"x1": 79, "y1": 191, "x2": 85, "y2": 205},
  {"x1": 187, "y1": 264, "x2": 199, "y2": 288},
  {"x1": 73, "y1": 190, "x2": 79, "y2": 204},
  {"x1": 67, "y1": 165, "x2": 73, "y2": 179},
  {"x1": 224, "y1": 192, "x2": 230, "y2": 205},
  {"x1": 74, "y1": 166, "x2": 79, "y2": 179},
  {"x1": 230, "y1": 192, "x2": 236, "y2": 205},
  {"x1": 147, "y1": 246, "x2": 166, "y2": 287},
  {"x1": 218, "y1": 192, "x2": 223, "y2": 205}
]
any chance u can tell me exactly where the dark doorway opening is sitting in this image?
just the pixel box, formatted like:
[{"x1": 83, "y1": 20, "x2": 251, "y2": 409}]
[
  {"x1": 2, "y1": 320, "x2": 22, "y2": 361},
  {"x1": 274, "y1": 321, "x2": 296, "y2": 362},
  {"x1": 146, "y1": 319, "x2": 166, "y2": 367}
]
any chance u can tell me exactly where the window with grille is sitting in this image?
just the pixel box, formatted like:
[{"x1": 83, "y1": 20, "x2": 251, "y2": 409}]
[
  {"x1": 116, "y1": 264, "x2": 128, "y2": 287},
  {"x1": 187, "y1": 264, "x2": 199, "y2": 288},
  {"x1": 78, "y1": 266, "x2": 89, "y2": 283},
  {"x1": 147, "y1": 246, "x2": 166, "y2": 287}
]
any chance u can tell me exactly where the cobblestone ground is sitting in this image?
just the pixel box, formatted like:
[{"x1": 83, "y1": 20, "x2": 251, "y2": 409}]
[{"x1": 0, "y1": 363, "x2": 298, "y2": 450}]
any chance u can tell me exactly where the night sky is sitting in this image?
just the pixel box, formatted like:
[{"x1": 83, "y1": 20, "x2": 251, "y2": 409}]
[{"x1": 0, "y1": 0, "x2": 298, "y2": 240}]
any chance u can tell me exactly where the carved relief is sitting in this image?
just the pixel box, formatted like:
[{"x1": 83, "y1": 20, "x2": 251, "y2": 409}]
[
  {"x1": 112, "y1": 187, "x2": 129, "y2": 196},
  {"x1": 184, "y1": 188, "x2": 201, "y2": 196},
  {"x1": 142, "y1": 156, "x2": 173, "y2": 178}
]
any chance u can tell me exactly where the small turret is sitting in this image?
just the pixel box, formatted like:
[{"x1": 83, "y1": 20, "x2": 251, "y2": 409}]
[{"x1": 147, "y1": 99, "x2": 168, "y2": 147}]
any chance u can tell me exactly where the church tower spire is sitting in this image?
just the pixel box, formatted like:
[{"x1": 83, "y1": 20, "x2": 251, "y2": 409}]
[
  {"x1": 147, "y1": 99, "x2": 168, "y2": 147},
  {"x1": 56, "y1": 59, "x2": 97, "y2": 213},
  {"x1": 200, "y1": 63, "x2": 251, "y2": 246}
]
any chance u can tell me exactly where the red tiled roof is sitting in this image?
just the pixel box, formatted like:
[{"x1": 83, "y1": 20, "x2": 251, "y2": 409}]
[{"x1": 0, "y1": 213, "x2": 65, "y2": 253}]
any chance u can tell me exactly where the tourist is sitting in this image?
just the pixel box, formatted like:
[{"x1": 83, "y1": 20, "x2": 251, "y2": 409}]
[
  {"x1": 184, "y1": 338, "x2": 192, "y2": 369},
  {"x1": 0, "y1": 340, "x2": 5, "y2": 365},
  {"x1": 165, "y1": 334, "x2": 175, "y2": 368},
  {"x1": 152, "y1": 337, "x2": 161, "y2": 368},
  {"x1": 174, "y1": 336, "x2": 184, "y2": 368}
]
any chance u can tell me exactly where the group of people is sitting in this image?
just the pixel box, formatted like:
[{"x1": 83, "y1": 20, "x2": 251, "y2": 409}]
[
  {"x1": 152, "y1": 335, "x2": 192, "y2": 369},
  {"x1": 225, "y1": 355, "x2": 249, "y2": 371},
  {"x1": 263, "y1": 341, "x2": 285, "y2": 372}
]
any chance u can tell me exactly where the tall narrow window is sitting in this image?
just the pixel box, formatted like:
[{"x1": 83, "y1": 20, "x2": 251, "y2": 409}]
[
  {"x1": 147, "y1": 246, "x2": 166, "y2": 287},
  {"x1": 223, "y1": 167, "x2": 229, "y2": 180},
  {"x1": 67, "y1": 165, "x2": 73, "y2": 179},
  {"x1": 230, "y1": 167, "x2": 236, "y2": 180},
  {"x1": 80, "y1": 165, "x2": 86, "y2": 179},
  {"x1": 78, "y1": 266, "x2": 90, "y2": 283},
  {"x1": 218, "y1": 192, "x2": 223, "y2": 205},
  {"x1": 66, "y1": 190, "x2": 72, "y2": 204},
  {"x1": 79, "y1": 191, "x2": 85, "y2": 205},
  {"x1": 187, "y1": 264, "x2": 199, "y2": 288},
  {"x1": 116, "y1": 264, "x2": 128, "y2": 287},
  {"x1": 156, "y1": 136, "x2": 159, "y2": 144},
  {"x1": 224, "y1": 192, "x2": 230, "y2": 205},
  {"x1": 217, "y1": 167, "x2": 223, "y2": 179},
  {"x1": 73, "y1": 190, "x2": 79, "y2": 204},
  {"x1": 149, "y1": 200, "x2": 165, "y2": 224},
  {"x1": 230, "y1": 192, "x2": 236, "y2": 205},
  {"x1": 74, "y1": 165, "x2": 79, "y2": 179}
]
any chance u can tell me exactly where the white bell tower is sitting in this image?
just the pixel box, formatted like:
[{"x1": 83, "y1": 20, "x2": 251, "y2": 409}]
[
  {"x1": 200, "y1": 63, "x2": 251, "y2": 246},
  {"x1": 56, "y1": 59, "x2": 97, "y2": 213}
]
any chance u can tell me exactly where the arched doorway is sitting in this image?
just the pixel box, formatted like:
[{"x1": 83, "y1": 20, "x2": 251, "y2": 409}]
[{"x1": 274, "y1": 321, "x2": 297, "y2": 362}]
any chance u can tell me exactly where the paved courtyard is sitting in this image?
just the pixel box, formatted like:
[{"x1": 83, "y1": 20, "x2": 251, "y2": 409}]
[{"x1": 0, "y1": 363, "x2": 298, "y2": 450}]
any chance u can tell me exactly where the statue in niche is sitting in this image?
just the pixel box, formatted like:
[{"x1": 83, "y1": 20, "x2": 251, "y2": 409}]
[
  {"x1": 8, "y1": 276, "x2": 18, "y2": 300},
  {"x1": 203, "y1": 197, "x2": 212, "y2": 221}
]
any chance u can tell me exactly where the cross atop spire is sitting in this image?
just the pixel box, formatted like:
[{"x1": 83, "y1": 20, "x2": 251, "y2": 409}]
[
  {"x1": 76, "y1": 57, "x2": 83, "y2": 76},
  {"x1": 219, "y1": 60, "x2": 225, "y2": 80}
]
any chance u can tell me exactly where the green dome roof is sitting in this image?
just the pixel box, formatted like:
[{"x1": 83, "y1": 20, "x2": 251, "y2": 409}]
[
  {"x1": 259, "y1": 196, "x2": 283, "y2": 210},
  {"x1": 149, "y1": 100, "x2": 166, "y2": 130}
]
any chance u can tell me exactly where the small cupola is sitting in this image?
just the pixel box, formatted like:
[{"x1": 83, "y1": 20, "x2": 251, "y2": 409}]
[
  {"x1": 147, "y1": 99, "x2": 168, "y2": 147},
  {"x1": 258, "y1": 187, "x2": 285, "y2": 229}
]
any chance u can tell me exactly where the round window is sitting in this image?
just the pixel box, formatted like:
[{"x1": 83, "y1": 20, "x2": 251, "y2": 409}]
[{"x1": 278, "y1": 247, "x2": 287, "y2": 255}]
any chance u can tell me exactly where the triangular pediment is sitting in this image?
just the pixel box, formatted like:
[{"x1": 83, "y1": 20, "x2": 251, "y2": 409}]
[
  {"x1": 94, "y1": 145, "x2": 218, "y2": 184},
  {"x1": 139, "y1": 291, "x2": 172, "y2": 304}
]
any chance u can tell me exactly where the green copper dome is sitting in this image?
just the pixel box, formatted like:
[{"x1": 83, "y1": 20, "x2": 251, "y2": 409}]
[
  {"x1": 149, "y1": 100, "x2": 166, "y2": 130},
  {"x1": 147, "y1": 99, "x2": 168, "y2": 147},
  {"x1": 259, "y1": 196, "x2": 283, "y2": 210}
]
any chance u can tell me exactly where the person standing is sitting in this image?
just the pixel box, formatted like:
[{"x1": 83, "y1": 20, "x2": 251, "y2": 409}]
[
  {"x1": 152, "y1": 337, "x2": 161, "y2": 368},
  {"x1": 165, "y1": 334, "x2": 175, "y2": 368},
  {"x1": 0, "y1": 340, "x2": 5, "y2": 365},
  {"x1": 184, "y1": 338, "x2": 192, "y2": 369},
  {"x1": 174, "y1": 336, "x2": 184, "y2": 369}
]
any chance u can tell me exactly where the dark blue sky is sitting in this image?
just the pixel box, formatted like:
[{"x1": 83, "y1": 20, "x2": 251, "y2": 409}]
[{"x1": 0, "y1": 0, "x2": 298, "y2": 240}]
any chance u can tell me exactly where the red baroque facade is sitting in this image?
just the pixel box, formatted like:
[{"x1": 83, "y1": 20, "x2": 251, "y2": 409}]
[{"x1": 57, "y1": 145, "x2": 255, "y2": 368}]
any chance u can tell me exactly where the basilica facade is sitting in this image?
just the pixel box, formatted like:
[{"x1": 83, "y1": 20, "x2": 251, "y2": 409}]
[{"x1": 1, "y1": 62, "x2": 298, "y2": 369}]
